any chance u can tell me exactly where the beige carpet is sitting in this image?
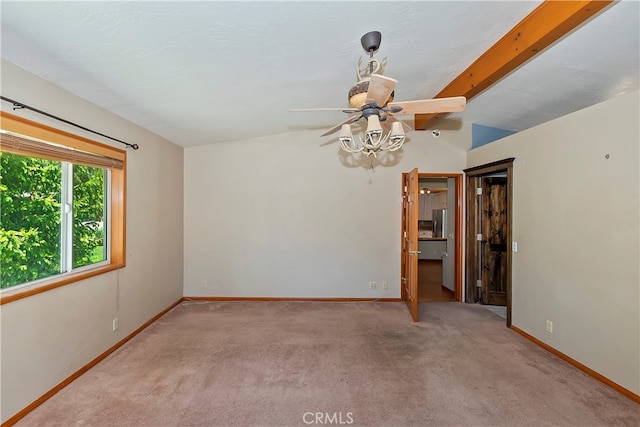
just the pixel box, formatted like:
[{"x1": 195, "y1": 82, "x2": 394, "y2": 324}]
[
  {"x1": 17, "y1": 301, "x2": 639, "y2": 426},
  {"x1": 482, "y1": 304, "x2": 507, "y2": 319}
]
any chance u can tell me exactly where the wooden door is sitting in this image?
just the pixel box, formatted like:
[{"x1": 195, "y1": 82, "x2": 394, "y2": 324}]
[
  {"x1": 442, "y1": 181, "x2": 455, "y2": 292},
  {"x1": 401, "y1": 175, "x2": 408, "y2": 304},
  {"x1": 481, "y1": 177, "x2": 508, "y2": 305},
  {"x1": 404, "y1": 168, "x2": 420, "y2": 321}
]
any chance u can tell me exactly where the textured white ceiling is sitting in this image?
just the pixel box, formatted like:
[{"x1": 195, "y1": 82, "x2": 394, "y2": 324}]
[{"x1": 1, "y1": 1, "x2": 638, "y2": 148}]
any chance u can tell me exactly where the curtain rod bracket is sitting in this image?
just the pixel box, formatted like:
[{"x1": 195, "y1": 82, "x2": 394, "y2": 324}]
[{"x1": 1, "y1": 95, "x2": 140, "y2": 150}]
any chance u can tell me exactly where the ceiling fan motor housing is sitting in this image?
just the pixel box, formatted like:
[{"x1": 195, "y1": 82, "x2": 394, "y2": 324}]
[
  {"x1": 348, "y1": 80, "x2": 394, "y2": 109},
  {"x1": 348, "y1": 81, "x2": 369, "y2": 108}
]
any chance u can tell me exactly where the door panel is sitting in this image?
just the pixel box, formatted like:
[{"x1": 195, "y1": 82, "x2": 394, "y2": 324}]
[
  {"x1": 442, "y1": 178, "x2": 456, "y2": 293},
  {"x1": 481, "y1": 177, "x2": 508, "y2": 305},
  {"x1": 400, "y1": 175, "x2": 408, "y2": 303},
  {"x1": 404, "y1": 168, "x2": 420, "y2": 321}
]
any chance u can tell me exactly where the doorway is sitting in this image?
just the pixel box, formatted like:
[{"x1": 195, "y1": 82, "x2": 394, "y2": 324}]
[
  {"x1": 418, "y1": 260, "x2": 456, "y2": 302},
  {"x1": 401, "y1": 171, "x2": 463, "y2": 322},
  {"x1": 417, "y1": 176, "x2": 456, "y2": 303},
  {"x1": 464, "y1": 158, "x2": 514, "y2": 326}
]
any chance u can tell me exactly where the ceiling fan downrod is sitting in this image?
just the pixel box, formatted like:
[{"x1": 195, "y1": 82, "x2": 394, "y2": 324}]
[{"x1": 361, "y1": 31, "x2": 382, "y2": 75}]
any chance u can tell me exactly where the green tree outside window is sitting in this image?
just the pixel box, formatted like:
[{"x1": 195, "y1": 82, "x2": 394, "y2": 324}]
[{"x1": 1, "y1": 152, "x2": 106, "y2": 289}]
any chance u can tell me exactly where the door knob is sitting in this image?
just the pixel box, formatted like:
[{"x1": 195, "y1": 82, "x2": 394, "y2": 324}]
[{"x1": 409, "y1": 250, "x2": 421, "y2": 255}]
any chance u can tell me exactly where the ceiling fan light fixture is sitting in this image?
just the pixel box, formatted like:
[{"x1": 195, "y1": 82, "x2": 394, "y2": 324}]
[
  {"x1": 339, "y1": 124, "x2": 361, "y2": 153},
  {"x1": 365, "y1": 114, "x2": 383, "y2": 138},
  {"x1": 389, "y1": 121, "x2": 405, "y2": 143},
  {"x1": 337, "y1": 115, "x2": 408, "y2": 157},
  {"x1": 339, "y1": 124, "x2": 353, "y2": 143}
]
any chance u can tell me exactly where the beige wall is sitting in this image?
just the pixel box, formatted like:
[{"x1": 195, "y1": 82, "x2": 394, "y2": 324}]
[
  {"x1": 0, "y1": 60, "x2": 185, "y2": 422},
  {"x1": 467, "y1": 90, "x2": 640, "y2": 395},
  {"x1": 183, "y1": 123, "x2": 470, "y2": 298}
]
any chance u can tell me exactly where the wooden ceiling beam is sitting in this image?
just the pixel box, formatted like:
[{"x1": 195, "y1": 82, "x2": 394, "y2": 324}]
[{"x1": 414, "y1": 0, "x2": 614, "y2": 130}]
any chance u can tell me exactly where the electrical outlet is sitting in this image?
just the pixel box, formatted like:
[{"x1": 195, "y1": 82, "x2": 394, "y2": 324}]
[
  {"x1": 382, "y1": 281, "x2": 388, "y2": 289},
  {"x1": 201, "y1": 280, "x2": 208, "y2": 288},
  {"x1": 512, "y1": 242, "x2": 518, "y2": 252},
  {"x1": 369, "y1": 281, "x2": 377, "y2": 289},
  {"x1": 112, "y1": 318, "x2": 119, "y2": 332},
  {"x1": 546, "y1": 320, "x2": 553, "y2": 333}
]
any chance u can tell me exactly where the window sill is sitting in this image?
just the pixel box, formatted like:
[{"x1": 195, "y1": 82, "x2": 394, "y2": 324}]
[{"x1": 0, "y1": 262, "x2": 125, "y2": 305}]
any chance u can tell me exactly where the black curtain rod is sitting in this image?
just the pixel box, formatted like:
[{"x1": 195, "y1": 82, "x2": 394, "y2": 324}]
[{"x1": 1, "y1": 95, "x2": 139, "y2": 150}]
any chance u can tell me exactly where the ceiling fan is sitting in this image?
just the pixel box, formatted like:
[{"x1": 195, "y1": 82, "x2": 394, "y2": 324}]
[{"x1": 291, "y1": 31, "x2": 466, "y2": 157}]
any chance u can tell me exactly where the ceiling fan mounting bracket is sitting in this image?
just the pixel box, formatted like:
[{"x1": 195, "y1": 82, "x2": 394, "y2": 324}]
[{"x1": 361, "y1": 31, "x2": 382, "y2": 54}]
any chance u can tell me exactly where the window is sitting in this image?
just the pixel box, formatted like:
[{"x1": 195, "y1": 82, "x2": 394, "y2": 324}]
[{"x1": 0, "y1": 112, "x2": 126, "y2": 303}]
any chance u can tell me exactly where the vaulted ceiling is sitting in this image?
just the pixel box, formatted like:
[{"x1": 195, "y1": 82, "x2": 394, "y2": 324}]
[{"x1": 1, "y1": 1, "x2": 638, "y2": 148}]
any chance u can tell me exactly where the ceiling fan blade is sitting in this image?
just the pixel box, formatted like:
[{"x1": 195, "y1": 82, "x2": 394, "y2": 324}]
[
  {"x1": 290, "y1": 107, "x2": 359, "y2": 113},
  {"x1": 366, "y1": 74, "x2": 397, "y2": 107},
  {"x1": 388, "y1": 96, "x2": 466, "y2": 115},
  {"x1": 382, "y1": 114, "x2": 413, "y2": 134},
  {"x1": 321, "y1": 112, "x2": 362, "y2": 137}
]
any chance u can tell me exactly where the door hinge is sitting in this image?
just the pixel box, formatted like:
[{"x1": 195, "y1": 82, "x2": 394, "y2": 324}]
[
  {"x1": 404, "y1": 231, "x2": 407, "y2": 238},
  {"x1": 404, "y1": 185, "x2": 408, "y2": 193},
  {"x1": 476, "y1": 187, "x2": 482, "y2": 195}
]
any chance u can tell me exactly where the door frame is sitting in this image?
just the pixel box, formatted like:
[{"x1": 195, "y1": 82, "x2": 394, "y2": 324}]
[
  {"x1": 401, "y1": 172, "x2": 464, "y2": 304},
  {"x1": 463, "y1": 158, "x2": 514, "y2": 326}
]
